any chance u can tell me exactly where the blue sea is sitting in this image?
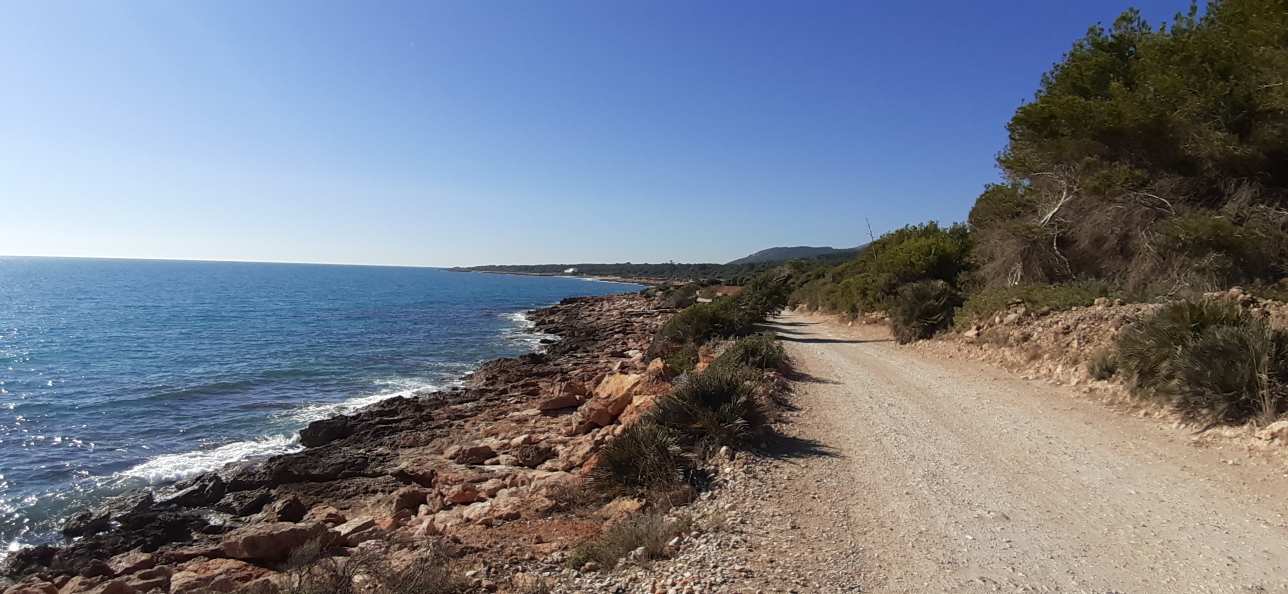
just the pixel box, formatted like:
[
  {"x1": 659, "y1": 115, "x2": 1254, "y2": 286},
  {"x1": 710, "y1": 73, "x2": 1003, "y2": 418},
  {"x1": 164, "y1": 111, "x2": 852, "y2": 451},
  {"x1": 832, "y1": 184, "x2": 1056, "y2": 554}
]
[{"x1": 0, "y1": 257, "x2": 639, "y2": 553}]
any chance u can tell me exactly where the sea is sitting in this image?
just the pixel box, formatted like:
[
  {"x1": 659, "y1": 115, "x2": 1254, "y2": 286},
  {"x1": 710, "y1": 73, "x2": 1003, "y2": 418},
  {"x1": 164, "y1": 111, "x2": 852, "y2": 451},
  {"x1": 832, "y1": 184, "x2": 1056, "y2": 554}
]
[{"x1": 0, "y1": 257, "x2": 640, "y2": 555}]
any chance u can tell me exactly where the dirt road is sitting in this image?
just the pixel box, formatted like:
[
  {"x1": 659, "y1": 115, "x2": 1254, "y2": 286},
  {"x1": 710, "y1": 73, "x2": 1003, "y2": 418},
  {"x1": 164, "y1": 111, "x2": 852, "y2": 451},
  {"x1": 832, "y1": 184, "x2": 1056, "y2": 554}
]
[{"x1": 736, "y1": 311, "x2": 1288, "y2": 593}]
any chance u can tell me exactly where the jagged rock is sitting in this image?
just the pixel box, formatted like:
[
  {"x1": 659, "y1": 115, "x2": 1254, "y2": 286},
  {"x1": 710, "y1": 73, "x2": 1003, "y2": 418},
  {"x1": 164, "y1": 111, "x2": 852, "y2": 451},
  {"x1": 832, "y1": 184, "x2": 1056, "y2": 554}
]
[
  {"x1": 106, "y1": 551, "x2": 155, "y2": 576},
  {"x1": 389, "y1": 486, "x2": 429, "y2": 514},
  {"x1": 62, "y1": 512, "x2": 111, "y2": 538},
  {"x1": 303, "y1": 504, "x2": 346, "y2": 526},
  {"x1": 597, "y1": 497, "x2": 643, "y2": 521},
  {"x1": 446, "y1": 444, "x2": 496, "y2": 465},
  {"x1": 1, "y1": 579, "x2": 58, "y2": 594},
  {"x1": 515, "y1": 444, "x2": 557, "y2": 468},
  {"x1": 266, "y1": 495, "x2": 307, "y2": 522},
  {"x1": 393, "y1": 462, "x2": 436, "y2": 487},
  {"x1": 444, "y1": 484, "x2": 482, "y2": 505},
  {"x1": 537, "y1": 393, "x2": 582, "y2": 411},
  {"x1": 165, "y1": 475, "x2": 226, "y2": 508},
  {"x1": 333, "y1": 517, "x2": 380, "y2": 546},
  {"x1": 121, "y1": 566, "x2": 170, "y2": 592},
  {"x1": 219, "y1": 521, "x2": 329, "y2": 562},
  {"x1": 169, "y1": 558, "x2": 272, "y2": 593}
]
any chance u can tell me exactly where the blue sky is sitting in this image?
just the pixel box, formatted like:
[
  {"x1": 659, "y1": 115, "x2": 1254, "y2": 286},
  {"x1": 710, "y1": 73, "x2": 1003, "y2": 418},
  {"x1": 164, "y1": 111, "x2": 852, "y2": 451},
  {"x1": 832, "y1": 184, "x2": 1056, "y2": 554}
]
[{"x1": 1, "y1": 1, "x2": 1189, "y2": 266}]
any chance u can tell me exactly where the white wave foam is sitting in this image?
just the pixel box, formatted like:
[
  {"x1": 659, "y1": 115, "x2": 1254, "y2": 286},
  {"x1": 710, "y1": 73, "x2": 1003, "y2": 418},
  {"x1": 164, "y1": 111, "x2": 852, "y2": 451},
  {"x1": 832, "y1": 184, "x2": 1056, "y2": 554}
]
[
  {"x1": 501, "y1": 311, "x2": 559, "y2": 350},
  {"x1": 119, "y1": 435, "x2": 302, "y2": 484},
  {"x1": 288, "y1": 379, "x2": 451, "y2": 424}
]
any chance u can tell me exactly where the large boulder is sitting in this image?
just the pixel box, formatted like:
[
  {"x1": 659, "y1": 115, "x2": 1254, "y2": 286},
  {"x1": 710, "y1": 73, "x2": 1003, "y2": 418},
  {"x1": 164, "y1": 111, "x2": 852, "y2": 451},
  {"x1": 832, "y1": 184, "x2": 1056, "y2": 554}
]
[{"x1": 220, "y1": 521, "x2": 329, "y2": 562}]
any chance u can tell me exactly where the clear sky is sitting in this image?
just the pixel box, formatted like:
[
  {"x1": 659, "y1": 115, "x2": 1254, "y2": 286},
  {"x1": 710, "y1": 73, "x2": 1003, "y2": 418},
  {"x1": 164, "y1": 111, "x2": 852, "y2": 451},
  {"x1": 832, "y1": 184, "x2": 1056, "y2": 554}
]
[{"x1": 1, "y1": 1, "x2": 1190, "y2": 267}]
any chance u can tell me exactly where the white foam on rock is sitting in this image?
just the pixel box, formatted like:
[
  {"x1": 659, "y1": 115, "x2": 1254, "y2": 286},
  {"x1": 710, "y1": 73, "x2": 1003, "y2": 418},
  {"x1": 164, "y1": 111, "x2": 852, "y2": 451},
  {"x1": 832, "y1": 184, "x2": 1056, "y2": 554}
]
[{"x1": 119, "y1": 435, "x2": 302, "y2": 484}]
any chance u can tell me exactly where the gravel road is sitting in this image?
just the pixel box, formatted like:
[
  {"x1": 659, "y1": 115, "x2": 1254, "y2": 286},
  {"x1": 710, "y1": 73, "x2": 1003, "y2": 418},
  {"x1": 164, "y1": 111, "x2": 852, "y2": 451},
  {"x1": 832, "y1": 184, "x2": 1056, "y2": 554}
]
[{"x1": 747, "y1": 311, "x2": 1288, "y2": 593}]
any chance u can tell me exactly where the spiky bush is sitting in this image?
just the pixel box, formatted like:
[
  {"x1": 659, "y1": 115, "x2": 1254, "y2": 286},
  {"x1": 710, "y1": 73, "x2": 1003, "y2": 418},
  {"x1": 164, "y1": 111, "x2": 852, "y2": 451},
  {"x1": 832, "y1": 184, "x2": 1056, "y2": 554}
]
[
  {"x1": 1086, "y1": 350, "x2": 1118, "y2": 381},
  {"x1": 589, "y1": 421, "x2": 690, "y2": 495},
  {"x1": 567, "y1": 512, "x2": 688, "y2": 570},
  {"x1": 1170, "y1": 321, "x2": 1288, "y2": 426},
  {"x1": 712, "y1": 333, "x2": 786, "y2": 372},
  {"x1": 1116, "y1": 300, "x2": 1248, "y2": 393},
  {"x1": 1116, "y1": 299, "x2": 1288, "y2": 426},
  {"x1": 663, "y1": 342, "x2": 699, "y2": 376},
  {"x1": 889, "y1": 280, "x2": 960, "y2": 344},
  {"x1": 649, "y1": 367, "x2": 765, "y2": 454}
]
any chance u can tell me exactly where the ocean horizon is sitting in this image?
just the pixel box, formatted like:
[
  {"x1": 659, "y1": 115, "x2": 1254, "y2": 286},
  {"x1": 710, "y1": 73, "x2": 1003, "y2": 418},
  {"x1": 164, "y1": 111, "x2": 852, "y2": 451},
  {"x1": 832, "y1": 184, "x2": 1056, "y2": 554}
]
[{"x1": 0, "y1": 257, "x2": 640, "y2": 553}]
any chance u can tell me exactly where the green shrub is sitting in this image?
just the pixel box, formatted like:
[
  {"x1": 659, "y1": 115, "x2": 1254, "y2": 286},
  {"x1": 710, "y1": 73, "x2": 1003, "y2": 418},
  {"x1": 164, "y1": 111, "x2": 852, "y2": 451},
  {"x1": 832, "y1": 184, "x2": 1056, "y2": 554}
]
[
  {"x1": 889, "y1": 280, "x2": 960, "y2": 344},
  {"x1": 663, "y1": 342, "x2": 699, "y2": 376},
  {"x1": 1116, "y1": 299, "x2": 1288, "y2": 426},
  {"x1": 968, "y1": 1, "x2": 1288, "y2": 291},
  {"x1": 956, "y1": 282, "x2": 1112, "y2": 329},
  {"x1": 712, "y1": 333, "x2": 786, "y2": 372},
  {"x1": 1087, "y1": 350, "x2": 1118, "y2": 381},
  {"x1": 1116, "y1": 300, "x2": 1248, "y2": 394},
  {"x1": 649, "y1": 366, "x2": 765, "y2": 455},
  {"x1": 589, "y1": 421, "x2": 690, "y2": 495},
  {"x1": 567, "y1": 512, "x2": 687, "y2": 570},
  {"x1": 787, "y1": 223, "x2": 972, "y2": 316},
  {"x1": 1170, "y1": 321, "x2": 1288, "y2": 426}
]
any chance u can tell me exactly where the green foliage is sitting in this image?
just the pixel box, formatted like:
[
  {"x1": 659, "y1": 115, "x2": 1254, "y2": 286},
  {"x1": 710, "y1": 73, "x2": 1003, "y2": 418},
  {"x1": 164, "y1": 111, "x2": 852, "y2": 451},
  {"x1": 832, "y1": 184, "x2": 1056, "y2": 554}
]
[
  {"x1": 1116, "y1": 300, "x2": 1249, "y2": 393},
  {"x1": 1087, "y1": 349, "x2": 1119, "y2": 381},
  {"x1": 567, "y1": 512, "x2": 688, "y2": 570},
  {"x1": 889, "y1": 280, "x2": 961, "y2": 344},
  {"x1": 956, "y1": 282, "x2": 1112, "y2": 328},
  {"x1": 663, "y1": 342, "x2": 699, "y2": 376},
  {"x1": 650, "y1": 271, "x2": 792, "y2": 359},
  {"x1": 712, "y1": 333, "x2": 787, "y2": 372},
  {"x1": 970, "y1": 0, "x2": 1288, "y2": 293},
  {"x1": 589, "y1": 421, "x2": 691, "y2": 495},
  {"x1": 1115, "y1": 299, "x2": 1288, "y2": 425},
  {"x1": 649, "y1": 366, "x2": 766, "y2": 455},
  {"x1": 1170, "y1": 321, "x2": 1288, "y2": 425},
  {"x1": 790, "y1": 223, "x2": 972, "y2": 315}
]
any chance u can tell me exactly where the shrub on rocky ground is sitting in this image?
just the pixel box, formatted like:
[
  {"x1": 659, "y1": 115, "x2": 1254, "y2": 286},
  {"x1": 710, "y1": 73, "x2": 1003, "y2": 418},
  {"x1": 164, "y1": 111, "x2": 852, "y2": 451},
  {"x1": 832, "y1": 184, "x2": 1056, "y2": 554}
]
[
  {"x1": 663, "y1": 342, "x2": 699, "y2": 376},
  {"x1": 1116, "y1": 300, "x2": 1248, "y2": 394},
  {"x1": 1116, "y1": 299, "x2": 1288, "y2": 425},
  {"x1": 956, "y1": 282, "x2": 1112, "y2": 329},
  {"x1": 276, "y1": 541, "x2": 468, "y2": 594},
  {"x1": 567, "y1": 512, "x2": 687, "y2": 571},
  {"x1": 889, "y1": 280, "x2": 960, "y2": 344},
  {"x1": 1086, "y1": 349, "x2": 1118, "y2": 381},
  {"x1": 712, "y1": 333, "x2": 786, "y2": 372},
  {"x1": 1170, "y1": 320, "x2": 1288, "y2": 426},
  {"x1": 590, "y1": 421, "x2": 690, "y2": 496},
  {"x1": 649, "y1": 366, "x2": 766, "y2": 455}
]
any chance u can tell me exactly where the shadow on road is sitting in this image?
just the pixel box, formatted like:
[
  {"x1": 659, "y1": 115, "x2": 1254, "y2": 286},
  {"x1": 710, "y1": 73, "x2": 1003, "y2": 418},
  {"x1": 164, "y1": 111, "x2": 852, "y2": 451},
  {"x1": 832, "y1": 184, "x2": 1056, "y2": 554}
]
[
  {"x1": 784, "y1": 369, "x2": 839, "y2": 384},
  {"x1": 757, "y1": 433, "x2": 841, "y2": 461},
  {"x1": 778, "y1": 336, "x2": 890, "y2": 345}
]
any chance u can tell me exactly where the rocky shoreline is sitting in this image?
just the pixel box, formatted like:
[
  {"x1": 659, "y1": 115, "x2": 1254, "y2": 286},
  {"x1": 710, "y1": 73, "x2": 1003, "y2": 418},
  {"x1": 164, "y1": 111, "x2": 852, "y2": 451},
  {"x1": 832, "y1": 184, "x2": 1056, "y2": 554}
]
[{"x1": 2, "y1": 292, "x2": 678, "y2": 594}]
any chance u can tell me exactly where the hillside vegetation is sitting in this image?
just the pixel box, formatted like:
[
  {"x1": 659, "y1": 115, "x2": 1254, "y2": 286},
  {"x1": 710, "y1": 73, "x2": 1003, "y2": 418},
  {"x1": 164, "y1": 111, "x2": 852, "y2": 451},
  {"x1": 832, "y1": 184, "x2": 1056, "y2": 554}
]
[{"x1": 791, "y1": 0, "x2": 1287, "y2": 325}]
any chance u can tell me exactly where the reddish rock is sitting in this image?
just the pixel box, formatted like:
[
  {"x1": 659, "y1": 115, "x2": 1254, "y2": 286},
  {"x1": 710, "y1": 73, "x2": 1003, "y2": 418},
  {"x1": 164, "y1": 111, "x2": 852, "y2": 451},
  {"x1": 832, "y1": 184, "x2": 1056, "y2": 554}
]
[
  {"x1": 106, "y1": 550, "x2": 155, "y2": 576},
  {"x1": 265, "y1": 495, "x2": 307, "y2": 522},
  {"x1": 333, "y1": 516, "x2": 380, "y2": 546},
  {"x1": 169, "y1": 558, "x2": 272, "y2": 593},
  {"x1": 447, "y1": 444, "x2": 496, "y2": 465},
  {"x1": 303, "y1": 504, "x2": 346, "y2": 526},
  {"x1": 2, "y1": 579, "x2": 58, "y2": 594},
  {"x1": 389, "y1": 486, "x2": 429, "y2": 514},
  {"x1": 220, "y1": 521, "x2": 329, "y2": 562},
  {"x1": 537, "y1": 393, "x2": 582, "y2": 411},
  {"x1": 444, "y1": 484, "x2": 482, "y2": 505}
]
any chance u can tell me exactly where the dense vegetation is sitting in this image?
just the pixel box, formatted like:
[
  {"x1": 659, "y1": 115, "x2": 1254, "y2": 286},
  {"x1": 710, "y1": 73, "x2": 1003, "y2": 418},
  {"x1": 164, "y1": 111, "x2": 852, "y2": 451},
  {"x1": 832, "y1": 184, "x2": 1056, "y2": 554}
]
[
  {"x1": 971, "y1": 0, "x2": 1288, "y2": 296},
  {"x1": 787, "y1": 0, "x2": 1287, "y2": 342},
  {"x1": 1113, "y1": 300, "x2": 1288, "y2": 425}
]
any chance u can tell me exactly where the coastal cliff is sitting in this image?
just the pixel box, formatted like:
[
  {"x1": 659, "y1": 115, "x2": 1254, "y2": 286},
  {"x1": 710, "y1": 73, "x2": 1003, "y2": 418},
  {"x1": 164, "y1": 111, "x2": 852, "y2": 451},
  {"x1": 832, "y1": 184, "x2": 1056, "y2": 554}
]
[{"x1": 3, "y1": 293, "x2": 680, "y2": 593}]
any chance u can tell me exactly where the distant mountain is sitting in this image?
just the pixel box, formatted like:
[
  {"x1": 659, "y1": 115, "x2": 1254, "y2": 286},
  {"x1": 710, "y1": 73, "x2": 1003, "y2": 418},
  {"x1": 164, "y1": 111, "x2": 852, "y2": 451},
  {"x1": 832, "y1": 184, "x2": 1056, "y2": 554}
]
[{"x1": 726, "y1": 245, "x2": 862, "y2": 266}]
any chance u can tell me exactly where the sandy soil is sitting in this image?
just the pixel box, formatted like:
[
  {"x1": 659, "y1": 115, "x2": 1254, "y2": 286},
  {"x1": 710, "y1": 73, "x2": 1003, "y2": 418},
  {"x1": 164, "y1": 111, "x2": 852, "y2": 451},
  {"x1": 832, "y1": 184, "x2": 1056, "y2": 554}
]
[{"x1": 721, "y1": 310, "x2": 1288, "y2": 593}]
